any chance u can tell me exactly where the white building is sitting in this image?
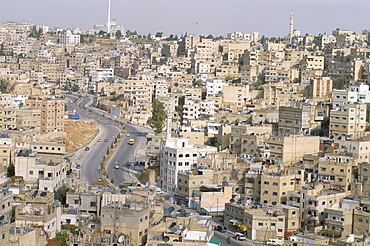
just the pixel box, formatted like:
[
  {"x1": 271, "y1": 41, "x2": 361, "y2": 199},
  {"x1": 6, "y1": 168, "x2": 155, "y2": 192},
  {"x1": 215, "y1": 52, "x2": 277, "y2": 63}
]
[
  {"x1": 206, "y1": 78, "x2": 228, "y2": 96},
  {"x1": 59, "y1": 30, "x2": 80, "y2": 44},
  {"x1": 90, "y1": 68, "x2": 114, "y2": 93},
  {"x1": 160, "y1": 138, "x2": 217, "y2": 194},
  {"x1": 332, "y1": 83, "x2": 370, "y2": 107},
  {"x1": 182, "y1": 99, "x2": 216, "y2": 124}
]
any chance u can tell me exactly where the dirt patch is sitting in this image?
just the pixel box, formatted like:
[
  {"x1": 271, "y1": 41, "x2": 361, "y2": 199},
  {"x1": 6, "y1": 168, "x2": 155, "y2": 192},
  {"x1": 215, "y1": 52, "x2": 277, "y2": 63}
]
[{"x1": 63, "y1": 119, "x2": 99, "y2": 154}]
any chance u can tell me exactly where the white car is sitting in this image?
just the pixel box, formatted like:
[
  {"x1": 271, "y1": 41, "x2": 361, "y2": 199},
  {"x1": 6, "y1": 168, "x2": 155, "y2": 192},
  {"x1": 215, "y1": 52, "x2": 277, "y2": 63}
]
[
  {"x1": 126, "y1": 134, "x2": 130, "y2": 137},
  {"x1": 114, "y1": 164, "x2": 120, "y2": 169},
  {"x1": 234, "y1": 232, "x2": 246, "y2": 241}
]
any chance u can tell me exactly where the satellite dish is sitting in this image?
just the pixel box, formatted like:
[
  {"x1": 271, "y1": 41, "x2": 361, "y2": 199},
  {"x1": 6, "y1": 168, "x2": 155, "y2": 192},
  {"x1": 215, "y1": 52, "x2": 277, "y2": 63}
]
[
  {"x1": 118, "y1": 235, "x2": 125, "y2": 243},
  {"x1": 145, "y1": 181, "x2": 150, "y2": 188}
]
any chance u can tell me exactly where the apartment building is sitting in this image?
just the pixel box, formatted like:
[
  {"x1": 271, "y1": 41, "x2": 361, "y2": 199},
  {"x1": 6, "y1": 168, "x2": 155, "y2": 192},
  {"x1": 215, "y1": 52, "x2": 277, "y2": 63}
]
[
  {"x1": 193, "y1": 185, "x2": 232, "y2": 215},
  {"x1": 206, "y1": 78, "x2": 227, "y2": 96},
  {"x1": 332, "y1": 83, "x2": 370, "y2": 107},
  {"x1": 260, "y1": 170, "x2": 304, "y2": 205},
  {"x1": 100, "y1": 202, "x2": 150, "y2": 246},
  {"x1": 317, "y1": 159, "x2": 354, "y2": 191},
  {"x1": 306, "y1": 76, "x2": 333, "y2": 99},
  {"x1": 160, "y1": 137, "x2": 217, "y2": 193},
  {"x1": 224, "y1": 203, "x2": 286, "y2": 241},
  {"x1": 0, "y1": 134, "x2": 13, "y2": 172},
  {"x1": 176, "y1": 169, "x2": 214, "y2": 203},
  {"x1": 287, "y1": 185, "x2": 349, "y2": 232},
  {"x1": 265, "y1": 135, "x2": 320, "y2": 165},
  {"x1": 278, "y1": 106, "x2": 312, "y2": 136},
  {"x1": 59, "y1": 30, "x2": 80, "y2": 44},
  {"x1": 222, "y1": 84, "x2": 250, "y2": 109},
  {"x1": 14, "y1": 190, "x2": 61, "y2": 239},
  {"x1": 146, "y1": 215, "x2": 213, "y2": 246},
  {"x1": 323, "y1": 199, "x2": 359, "y2": 238},
  {"x1": 15, "y1": 148, "x2": 68, "y2": 191},
  {"x1": 228, "y1": 124, "x2": 272, "y2": 154},
  {"x1": 25, "y1": 97, "x2": 65, "y2": 133},
  {"x1": 329, "y1": 102, "x2": 366, "y2": 140}
]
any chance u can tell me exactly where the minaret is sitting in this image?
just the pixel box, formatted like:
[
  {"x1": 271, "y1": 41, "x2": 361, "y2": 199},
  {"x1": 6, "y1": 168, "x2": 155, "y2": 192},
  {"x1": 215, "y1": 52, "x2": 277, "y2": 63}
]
[
  {"x1": 289, "y1": 10, "x2": 294, "y2": 44},
  {"x1": 166, "y1": 111, "x2": 172, "y2": 140},
  {"x1": 107, "y1": 0, "x2": 111, "y2": 34}
]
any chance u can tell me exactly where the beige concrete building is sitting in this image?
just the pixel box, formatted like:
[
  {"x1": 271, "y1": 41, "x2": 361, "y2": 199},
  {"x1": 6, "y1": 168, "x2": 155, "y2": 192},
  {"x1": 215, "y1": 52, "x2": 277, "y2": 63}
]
[
  {"x1": 329, "y1": 102, "x2": 366, "y2": 140},
  {"x1": 146, "y1": 215, "x2": 213, "y2": 246},
  {"x1": 323, "y1": 199, "x2": 359, "y2": 239},
  {"x1": 260, "y1": 170, "x2": 304, "y2": 205},
  {"x1": 287, "y1": 185, "x2": 350, "y2": 232},
  {"x1": 15, "y1": 148, "x2": 68, "y2": 191},
  {"x1": 224, "y1": 203, "x2": 287, "y2": 241},
  {"x1": 194, "y1": 185, "x2": 232, "y2": 215},
  {"x1": 265, "y1": 135, "x2": 320, "y2": 165},
  {"x1": 25, "y1": 97, "x2": 65, "y2": 133},
  {"x1": 306, "y1": 76, "x2": 333, "y2": 99},
  {"x1": 100, "y1": 202, "x2": 150, "y2": 246},
  {"x1": 14, "y1": 190, "x2": 61, "y2": 239}
]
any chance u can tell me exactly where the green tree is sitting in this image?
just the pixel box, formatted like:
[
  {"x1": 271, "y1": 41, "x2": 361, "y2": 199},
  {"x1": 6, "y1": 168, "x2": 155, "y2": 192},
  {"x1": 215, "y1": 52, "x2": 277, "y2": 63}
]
[
  {"x1": 7, "y1": 163, "x2": 15, "y2": 177},
  {"x1": 54, "y1": 185, "x2": 69, "y2": 205},
  {"x1": 56, "y1": 231, "x2": 69, "y2": 246},
  {"x1": 155, "y1": 32, "x2": 163, "y2": 38},
  {"x1": 116, "y1": 30, "x2": 122, "y2": 39},
  {"x1": 147, "y1": 99, "x2": 166, "y2": 133}
]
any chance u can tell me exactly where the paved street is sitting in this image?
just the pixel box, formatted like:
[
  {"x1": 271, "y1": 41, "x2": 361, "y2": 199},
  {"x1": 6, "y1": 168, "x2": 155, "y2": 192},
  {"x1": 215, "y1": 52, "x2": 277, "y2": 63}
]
[
  {"x1": 65, "y1": 95, "x2": 120, "y2": 183},
  {"x1": 66, "y1": 94, "x2": 151, "y2": 186}
]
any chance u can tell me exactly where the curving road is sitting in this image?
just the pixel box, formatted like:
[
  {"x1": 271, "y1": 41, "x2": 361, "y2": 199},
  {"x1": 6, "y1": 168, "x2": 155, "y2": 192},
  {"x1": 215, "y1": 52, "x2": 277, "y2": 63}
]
[{"x1": 65, "y1": 94, "x2": 151, "y2": 186}]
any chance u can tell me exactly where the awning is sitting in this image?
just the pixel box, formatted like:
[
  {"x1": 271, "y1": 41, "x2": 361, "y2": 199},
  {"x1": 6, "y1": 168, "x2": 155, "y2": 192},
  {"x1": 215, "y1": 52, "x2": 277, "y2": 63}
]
[{"x1": 209, "y1": 238, "x2": 221, "y2": 244}]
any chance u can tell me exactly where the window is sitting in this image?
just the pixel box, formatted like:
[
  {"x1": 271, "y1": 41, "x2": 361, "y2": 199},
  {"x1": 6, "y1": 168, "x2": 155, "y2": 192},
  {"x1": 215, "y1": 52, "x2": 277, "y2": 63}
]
[{"x1": 258, "y1": 222, "x2": 263, "y2": 226}]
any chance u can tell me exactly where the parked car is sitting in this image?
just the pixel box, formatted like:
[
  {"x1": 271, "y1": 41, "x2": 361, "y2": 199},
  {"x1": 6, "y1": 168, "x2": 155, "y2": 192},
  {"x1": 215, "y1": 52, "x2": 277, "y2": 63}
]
[
  {"x1": 76, "y1": 164, "x2": 81, "y2": 169},
  {"x1": 266, "y1": 239, "x2": 283, "y2": 245},
  {"x1": 84, "y1": 147, "x2": 90, "y2": 151},
  {"x1": 234, "y1": 232, "x2": 246, "y2": 241},
  {"x1": 215, "y1": 225, "x2": 226, "y2": 233}
]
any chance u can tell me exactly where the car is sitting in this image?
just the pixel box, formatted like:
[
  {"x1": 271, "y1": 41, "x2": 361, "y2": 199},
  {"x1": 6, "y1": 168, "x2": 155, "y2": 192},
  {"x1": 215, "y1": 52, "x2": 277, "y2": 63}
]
[
  {"x1": 84, "y1": 147, "x2": 90, "y2": 151},
  {"x1": 76, "y1": 164, "x2": 81, "y2": 169},
  {"x1": 128, "y1": 139, "x2": 134, "y2": 145},
  {"x1": 114, "y1": 164, "x2": 120, "y2": 169},
  {"x1": 234, "y1": 232, "x2": 246, "y2": 241},
  {"x1": 126, "y1": 133, "x2": 130, "y2": 137},
  {"x1": 215, "y1": 225, "x2": 226, "y2": 233},
  {"x1": 97, "y1": 139, "x2": 102, "y2": 142},
  {"x1": 104, "y1": 139, "x2": 108, "y2": 142}
]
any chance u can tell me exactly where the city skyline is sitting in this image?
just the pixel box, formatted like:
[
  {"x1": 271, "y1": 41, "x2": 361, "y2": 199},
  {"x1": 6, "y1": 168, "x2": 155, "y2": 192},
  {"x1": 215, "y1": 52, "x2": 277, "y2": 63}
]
[{"x1": 1, "y1": 0, "x2": 369, "y2": 37}]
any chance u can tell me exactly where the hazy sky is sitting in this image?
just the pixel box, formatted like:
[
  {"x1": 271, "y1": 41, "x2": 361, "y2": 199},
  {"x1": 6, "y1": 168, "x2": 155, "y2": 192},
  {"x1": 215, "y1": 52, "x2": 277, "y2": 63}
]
[{"x1": 1, "y1": 0, "x2": 369, "y2": 37}]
